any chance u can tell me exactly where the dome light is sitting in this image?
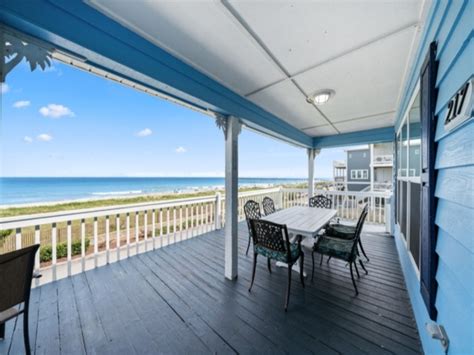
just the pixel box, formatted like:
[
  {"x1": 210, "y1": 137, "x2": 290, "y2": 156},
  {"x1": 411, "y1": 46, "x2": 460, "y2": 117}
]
[{"x1": 307, "y1": 89, "x2": 335, "y2": 106}]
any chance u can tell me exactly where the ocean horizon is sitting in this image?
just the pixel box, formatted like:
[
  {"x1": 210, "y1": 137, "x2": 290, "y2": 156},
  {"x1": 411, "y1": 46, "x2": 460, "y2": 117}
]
[{"x1": 0, "y1": 177, "x2": 330, "y2": 206}]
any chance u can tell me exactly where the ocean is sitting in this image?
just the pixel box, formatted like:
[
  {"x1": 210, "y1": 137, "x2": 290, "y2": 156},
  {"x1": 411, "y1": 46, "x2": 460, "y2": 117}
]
[{"x1": 0, "y1": 177, "x2": 307, "y2": 206}]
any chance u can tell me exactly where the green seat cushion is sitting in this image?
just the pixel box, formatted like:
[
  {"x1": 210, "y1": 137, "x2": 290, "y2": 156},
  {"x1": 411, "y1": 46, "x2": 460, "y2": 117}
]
[
  {"x1": 314, "y1": 236, "x2": 355, "y2": 262},
  {"x1": 326, "y1": 223, "x2": 356, "y2": 240},
  {"x1": 255, "y1": 243, "x2": 300, "y2": 263}
]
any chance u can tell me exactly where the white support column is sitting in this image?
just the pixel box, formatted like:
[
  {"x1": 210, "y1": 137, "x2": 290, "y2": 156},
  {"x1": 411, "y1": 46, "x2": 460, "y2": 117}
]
[
  {"x1": 221, "y1": 115, "x2": 241, "y2": 280},
  {"x1": 307, "y1": 148, "x2": 320, "y2": 199},
  {"x1": 370, "y1": 144, "x2": 375, "y2": 191}
]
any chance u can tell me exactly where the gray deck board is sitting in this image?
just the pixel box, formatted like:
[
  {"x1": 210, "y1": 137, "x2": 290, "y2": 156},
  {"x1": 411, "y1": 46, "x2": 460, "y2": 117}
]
[{"x1": 3, "y1": 223, "x2": 422, "y2": 354}]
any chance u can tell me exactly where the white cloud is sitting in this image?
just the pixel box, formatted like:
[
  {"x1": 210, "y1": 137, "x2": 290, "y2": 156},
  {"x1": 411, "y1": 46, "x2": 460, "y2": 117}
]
[
  {"x1": 39, "y1": 104, "x2": 74, "y2": 118},
  {"x1": 136, "y1": 128, "x2": 152, "y2": 137},
  {"x1": 44, "y1": 65, "x2": 57, "y2": 73},
  {"x1": 23, "y1": 136, "x2": 33, "y2": 143},
  {"x1": 13, "y1": 100, "x2": 31, "y2": 108},
  {"x1": 175, "y1": 146, "x2": 187, "y2": 153},
  {"x1": 37, "y1": 134, "x2": 53, "y2": 142},
  {"x1": 1, "y1": 83, "x2": 9, "y2": 94}
]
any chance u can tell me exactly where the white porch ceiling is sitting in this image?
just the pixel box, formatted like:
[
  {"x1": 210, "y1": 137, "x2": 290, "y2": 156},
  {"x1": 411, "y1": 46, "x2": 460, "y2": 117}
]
[{"x1": 88, "y1": 0, "x2": 427, "y2": 137}]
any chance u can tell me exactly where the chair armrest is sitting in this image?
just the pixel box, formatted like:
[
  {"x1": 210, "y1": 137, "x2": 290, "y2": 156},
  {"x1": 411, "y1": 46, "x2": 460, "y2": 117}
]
[
  {"x1": 294, "y1": 234, "x2": 303, "y2": 250},
  {"x1": 33, "y1": 271, "x2": 42, "y2": 279}
]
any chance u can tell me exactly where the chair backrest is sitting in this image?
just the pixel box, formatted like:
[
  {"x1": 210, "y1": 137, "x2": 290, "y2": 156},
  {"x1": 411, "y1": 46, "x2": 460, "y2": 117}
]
[
  {"x1": 249, "y1": 219, "x2": 291, "y2": 258},
  {"x1": 262, "y1": 196, "x2": 276, "y2": 216},
  {"x1": 354, "y1": 204, "x2": 369, "y2": 236},
  {"x1": 309, "y1": 194, "x2": 332, "y2": 209},
  {"x1": 351, "y1": 205, "x2": 369, "y2": 254},
  {"x1": 0, "y1": 244, "x2": 39, "y2": 312},
  {"x1": 244, "y1": 200, "x2": 261, "y2": 237}
]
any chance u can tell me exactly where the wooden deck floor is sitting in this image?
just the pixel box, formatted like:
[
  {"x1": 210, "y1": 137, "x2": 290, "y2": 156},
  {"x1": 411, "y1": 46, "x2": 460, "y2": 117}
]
[{"x1": 1, "y1": 223, "x2": 421, "y2": 354}]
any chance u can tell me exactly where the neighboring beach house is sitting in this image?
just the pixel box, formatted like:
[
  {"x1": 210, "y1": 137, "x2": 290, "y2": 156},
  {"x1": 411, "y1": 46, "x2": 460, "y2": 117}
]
[{"x1": 334, "y1": 142, "x2": 394, "y2": 192}]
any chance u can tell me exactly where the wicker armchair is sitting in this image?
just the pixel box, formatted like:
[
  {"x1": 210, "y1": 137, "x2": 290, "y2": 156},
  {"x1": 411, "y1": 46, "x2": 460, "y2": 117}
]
[
  {"x1": 262, "y1": 196, "x2": 276, "y2": 216},
  {"x1": 249, "y1": 219, "x2": 304, "y2": 311},
  {"x1": 309, "y1": 194, "x2": 332, "y2": 209},
  {"x1": 244, "y1": 200, "x2": 261, "y2": 256},
  {"x1": 0, "y1": 244, "x2": 41, "y2": 355},
  {"x1": 312, "y1": 206, "x2": 368, "y2": 295},
  {"x1": 326, "y1": 204, "x2": 370, "y2": 261}
]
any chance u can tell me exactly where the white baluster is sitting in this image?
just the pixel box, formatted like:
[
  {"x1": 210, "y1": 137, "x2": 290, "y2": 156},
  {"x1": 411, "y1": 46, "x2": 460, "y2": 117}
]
[
  {"x1": 93, "y1": 217, "x2": 98, "y2": 268},
  {"x1": 67, "y1": 220, "x2": 72, "y2": 276},
  {"x1": 126, "y1": 212, "x2": 131, "y2": 258},
  {"x1": 185, "y1": 206, "x2": 190, "y2": 239},
  {"x1": 116, "y1": 214, "x2": 121, "y2": 260},
  {"x1": 52, "y1": 223, "x2": 57, "y2": 281},
  {"x1": 166, "y1": 208, "x2": 170, "y2": 246},
  {"x1": 144, "y1": 210, "x2": 148, "y2": 251},
  {"x1": 159, "y1": 209, "x2": 163, "y2": 248},
  {"x1": 190, "y1": 205, "x2": 194, "y2": 238},
  {"x1": 105, "y1": 216, "x2": 110, "y2": 264},
  {"x1": 173, "y1": 207, "x2": 177, "y2": 244},
  {"x1": 34, "y1": 225, "x2": 40, "y2": 286},
  {"x1": 81, "y1": 219, "x2": 86, "y2": 272},
  {"x1": 152, "y1": 209, "x2": 156, "y2": 250},
  {"x1": 199, "y1": 203, "x2": 203, "y2": 235},
  {"x1": 179, "y1": 206, "x2": 183, "y2": 242},
  {"x1": 15, "y1": 227, "x2": 21, "y2": 250},
  {"x1": 135, "y1": 212, "x2": 139, "y2": 254}
]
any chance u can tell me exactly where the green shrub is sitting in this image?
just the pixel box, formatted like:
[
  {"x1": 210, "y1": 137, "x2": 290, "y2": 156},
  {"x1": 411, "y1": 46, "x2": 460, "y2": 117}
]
[
  {"x1": 40, "y1": 245, "x2": 52, "y2": 262},
  {"x1": 40, "y1": 238, "x2": 90, "y2": 262},
  {"x1": 0, "y1": 229, "x2": 12, "y2": 239}
]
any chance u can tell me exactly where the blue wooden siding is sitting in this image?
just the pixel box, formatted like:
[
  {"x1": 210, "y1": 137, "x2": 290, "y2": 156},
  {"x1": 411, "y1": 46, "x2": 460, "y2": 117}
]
[{"x1": 394, "y1": 1, "x2": 474, "y2": 354}]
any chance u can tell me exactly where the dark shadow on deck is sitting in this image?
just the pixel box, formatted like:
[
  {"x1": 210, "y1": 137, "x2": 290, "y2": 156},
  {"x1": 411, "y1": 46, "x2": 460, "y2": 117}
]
[{"x1": 1, "y1": 223, "x2": 421, "y2": 354}]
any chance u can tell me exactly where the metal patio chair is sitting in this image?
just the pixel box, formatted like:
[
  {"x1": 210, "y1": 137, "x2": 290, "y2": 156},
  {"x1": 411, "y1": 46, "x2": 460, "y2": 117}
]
[
  {"x1": 309, "y1": 194, "x2": 332, "y2": 209},
  {"x1": 0, "y1": 244, "x2": 41, "y2": 355},
  {"x1": 312, "y1": 206, "x2": 368, "y2": 295},
  {"x1": 248, "y1": 219, "x2": 304, "y2": 311},
  {"x1": 326, "y1": 204, "x2": 370, "y2": 261},
  {"x1": 244, "y1": 200, "x2": 261, "y2": 256},
  {"x1": 262, "y1": 196, "x2": 276, "y2": 216}
]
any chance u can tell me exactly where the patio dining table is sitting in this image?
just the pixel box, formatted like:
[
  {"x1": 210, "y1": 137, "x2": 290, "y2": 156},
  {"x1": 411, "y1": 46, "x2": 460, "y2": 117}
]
[{"x1": 261, "y1": 206, "x2": 337, "y2": 275}]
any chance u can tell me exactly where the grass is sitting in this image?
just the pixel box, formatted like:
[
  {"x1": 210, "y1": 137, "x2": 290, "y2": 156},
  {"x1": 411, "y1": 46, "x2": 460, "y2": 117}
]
[{"x1": 0, "y1": 190, "x2": 219, "y2": 218}]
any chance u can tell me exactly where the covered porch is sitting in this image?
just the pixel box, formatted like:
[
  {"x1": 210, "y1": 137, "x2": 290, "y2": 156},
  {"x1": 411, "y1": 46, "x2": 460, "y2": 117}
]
[
  {"x1": 2, "y1": 0, "x2": 471, "y2": 354},
  {"x1": 1, "y1": 222, "x2": 421, "y2": 354}
]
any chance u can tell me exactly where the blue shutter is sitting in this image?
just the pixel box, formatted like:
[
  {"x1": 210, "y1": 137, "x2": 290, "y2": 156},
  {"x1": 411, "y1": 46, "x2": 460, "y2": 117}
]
[{"x1": 419, "y1": 41, "x2": 439, "y2": 320}]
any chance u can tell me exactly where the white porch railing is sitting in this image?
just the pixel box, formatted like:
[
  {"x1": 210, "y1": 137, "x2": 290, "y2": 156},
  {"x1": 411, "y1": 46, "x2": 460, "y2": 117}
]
[
  {"x1": 0, "y1": 187, "x2": 391, "y2": 285},
  {"x1": 280, "y1": 188, "x2": 391, "y2": 226}
]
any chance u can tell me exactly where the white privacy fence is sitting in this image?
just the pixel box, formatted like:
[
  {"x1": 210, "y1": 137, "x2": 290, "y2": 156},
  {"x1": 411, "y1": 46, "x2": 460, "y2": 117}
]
[{"x1": 0, "y1": 187, "x2": 391, "y2": 285}]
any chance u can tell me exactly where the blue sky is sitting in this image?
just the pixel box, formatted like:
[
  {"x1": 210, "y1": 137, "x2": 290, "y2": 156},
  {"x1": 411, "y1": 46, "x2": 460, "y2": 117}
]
[{"x1": 1, "y1": 59, "x2": 348, "y2": 178}]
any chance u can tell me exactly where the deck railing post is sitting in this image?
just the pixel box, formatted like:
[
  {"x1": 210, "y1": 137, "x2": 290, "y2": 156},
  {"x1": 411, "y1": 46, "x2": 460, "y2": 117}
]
[
  {"x1": 215, "y1": 192, "x2": 222, "y2": 230},
  {"x1": 278, "y1": 187, "x2": 283, "y2": 209},
  {"x1": 385, "y1": 196, "x2": 392, "y2": 234}
]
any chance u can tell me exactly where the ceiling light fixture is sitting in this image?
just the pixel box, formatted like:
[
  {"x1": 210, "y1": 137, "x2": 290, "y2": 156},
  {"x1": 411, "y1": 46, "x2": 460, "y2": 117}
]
[{"x1": 306, "y1": 89, "x2": 335, "y2": 106}]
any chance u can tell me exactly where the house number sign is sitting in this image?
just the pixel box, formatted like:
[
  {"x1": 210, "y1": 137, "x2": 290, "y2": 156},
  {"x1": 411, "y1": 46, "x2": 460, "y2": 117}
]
[{"x1": 444, "y1": 78, "x2": 473, "y2": 132}]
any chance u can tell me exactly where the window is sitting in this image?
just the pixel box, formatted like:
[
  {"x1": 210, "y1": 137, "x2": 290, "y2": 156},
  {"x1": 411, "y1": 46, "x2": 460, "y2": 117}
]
[
  {"x1": 350, "y1": 169, "x2": 368, "y2": 180},
  {"x1": 396, "y1": 88, "x2": 421, "y2": 271}
]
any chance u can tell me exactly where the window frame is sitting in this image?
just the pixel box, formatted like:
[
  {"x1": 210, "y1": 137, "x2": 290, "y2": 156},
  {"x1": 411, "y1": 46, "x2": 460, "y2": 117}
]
[
  {"x1": 350, "y1": 169, "x2": 369, "y2": 180},
  {"x1": 396, "y1": 82, "x2": 421, "y2": 278}
]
